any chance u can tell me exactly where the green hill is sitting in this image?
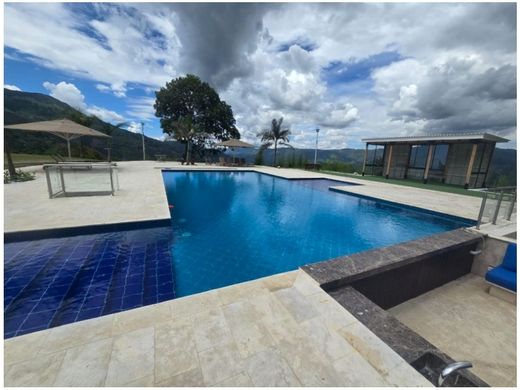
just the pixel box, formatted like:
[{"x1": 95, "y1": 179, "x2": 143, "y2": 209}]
[{"x1": 4, "y1": 89, "x2": 184, "y2": 161}]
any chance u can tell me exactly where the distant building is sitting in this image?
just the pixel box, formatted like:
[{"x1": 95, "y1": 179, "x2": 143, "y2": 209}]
[{"x1": 361, "y1": 133, "x2": 509, "y2": 189}]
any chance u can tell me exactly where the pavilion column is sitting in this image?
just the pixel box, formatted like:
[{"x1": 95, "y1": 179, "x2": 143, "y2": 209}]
[
  {"x1": 441, "y1": 144, "x2": 451, "y2": 183},
  {"x1": 362, "y1": 143, "x2": 369, "y2": 176},
  {"x1": 464, "y1": 144, "x2": 478, "y2": 189},
  {"x1": 385, "y1": 145, "x2": 393, "y2": 179},
  {"x1": 423, "y1": 144, "x2": 434, "y2": 184},
  {"x1": 404, "y1": 145, "x2": 411, "y2": 179}
]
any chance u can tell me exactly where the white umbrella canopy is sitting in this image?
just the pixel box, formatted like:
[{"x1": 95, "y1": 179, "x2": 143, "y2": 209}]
[
  {"x1": 5, "y1": 118, "x2": 110, "y2": 157},
  {"x1": 214, "y1": 139, "x2": 254, "y2": 148},
  {"x1": 215, "y1": 138, "x2": 255, "y2": 164}
]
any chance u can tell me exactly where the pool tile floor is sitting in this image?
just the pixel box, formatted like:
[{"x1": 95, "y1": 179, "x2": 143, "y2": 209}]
[
  {"x1": 4, "y1": 227, "x2": 175, "y2": 338},
  {"x1": 4, "y1": 270, "x2": 432, "y2": 387}
]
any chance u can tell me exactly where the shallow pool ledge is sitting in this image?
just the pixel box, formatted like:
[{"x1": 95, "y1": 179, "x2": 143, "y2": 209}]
[{"x1": 302, "y1": 228, "x2": 483, "y2": 292}]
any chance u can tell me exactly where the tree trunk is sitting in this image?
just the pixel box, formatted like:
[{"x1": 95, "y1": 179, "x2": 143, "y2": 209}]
[
  {"x1": 182, "y1": 141, "x2": 188, "y2": 164},
  {"x1": 186, "y1": 140, "x2": 191, "y2": 164},
  {"x1": 273, "y1": 142, "x2": 278, "y2": 166},
  {"x1": 5, "y1": 131, "x2": 16, "y2": 177}
]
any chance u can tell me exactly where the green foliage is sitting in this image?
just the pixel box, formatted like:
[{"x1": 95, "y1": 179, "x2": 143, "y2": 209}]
[
  {"x1": 4, "y1": 169, "x2": 36, "y2": 184},
  {"x1": 154, "y1": 75, "x2": 239, "y2": 149},
  {"x1": 254, "y1": 149, "x2": 264, "y2": 165},
  {"x1": 297, "y1": 153, "x2": 308, "y2": 168},
  {"x1": 277, "y1": 151, "x2": 307, "y2": 169},
  {"x1": 321, "y1": 158, "x2": 356, "y2": 173},
  {"x1": 495, "y1": 174, "x2": 511, "y2": 187},
  {"x1": 257, "y1": 117, "x2": 292, "y2": 166}
]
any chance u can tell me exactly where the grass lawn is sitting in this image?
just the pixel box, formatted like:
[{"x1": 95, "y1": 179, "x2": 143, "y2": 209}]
[
  {"x1": 4, "y1": 153, "x2": 98, "y2": 168},
  {"x1": 320, "y1": 169, "x2": 484, "y2": 198}
]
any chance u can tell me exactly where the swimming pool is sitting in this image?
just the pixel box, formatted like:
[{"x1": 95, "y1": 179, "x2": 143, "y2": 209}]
[
  {"x1": 4, "y1": 170, "x2": 472, "y2": 338},
  {"x1": 163, "y1": 171, "x2": 472, "y2": 297}
]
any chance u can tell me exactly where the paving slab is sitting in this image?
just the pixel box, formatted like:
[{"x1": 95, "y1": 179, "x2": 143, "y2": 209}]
[
  {"x1": 3, "y1": 270, "x2": 431, "y2": 387},
  {"x1": 389, "y1": 274, "x2": 517, "y2": 387}
]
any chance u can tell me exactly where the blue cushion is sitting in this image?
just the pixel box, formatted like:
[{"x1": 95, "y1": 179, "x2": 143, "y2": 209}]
[
  {"x1": 502, "y1": 243, "x2": 517, "y2": 272},
  {"x1": 486, "y1": 266, "x2": 517, "y2": 292}
]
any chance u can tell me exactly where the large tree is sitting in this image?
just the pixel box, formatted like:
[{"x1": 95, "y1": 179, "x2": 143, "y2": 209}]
[
  {"x1": 154, "y1": 74, "x2": 239, "y2": 161},
  {"x1": 257, "y1": 117, "x2": 292, "y2": 166}
]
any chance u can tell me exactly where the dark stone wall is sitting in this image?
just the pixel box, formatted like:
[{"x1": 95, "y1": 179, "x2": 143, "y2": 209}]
[{"x1": 350, "y1": 242, "x2": 476, "y2": 309}]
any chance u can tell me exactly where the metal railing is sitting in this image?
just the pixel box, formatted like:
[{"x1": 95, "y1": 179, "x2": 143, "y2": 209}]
[
  {"x1": 476, "y1": 186, "x2": 516, "y2": 229},
  {"x1": 43, "y1": 163, "x2": 119, "y2": 198}
]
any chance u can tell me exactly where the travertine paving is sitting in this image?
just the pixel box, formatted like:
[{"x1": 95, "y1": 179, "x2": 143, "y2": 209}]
[
  {"x1": 4, "y1": 161, "x2": 172, "y2": 233},
  {"x1": 5, "y1": 161, "x2": 482, "y2": 233},
  {"x1": 389, "y1": 274, "x2": 516, "y2": 387},
  {"x1": 4, "y1": 270, "x2": 432, "y2": 387}
]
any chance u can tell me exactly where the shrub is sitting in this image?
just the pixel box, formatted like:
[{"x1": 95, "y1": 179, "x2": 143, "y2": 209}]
[
  {"x1": 321, "y1": 159, "x2": 356, "y2": 173},
  {"x1": 254, "y1": 149, "x2": 264, "y2": 165},
  {"x1": 4, "y1": 169, "x2": 36, "y2": 184}
]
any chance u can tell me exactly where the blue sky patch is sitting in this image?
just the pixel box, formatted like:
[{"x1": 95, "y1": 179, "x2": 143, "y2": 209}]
[
  {"x1": 277, "y1": 37, "x2": 317, "y2": 52},
  {"x1": 322, "y1": 51, "x2": 404, "y2": 86}
]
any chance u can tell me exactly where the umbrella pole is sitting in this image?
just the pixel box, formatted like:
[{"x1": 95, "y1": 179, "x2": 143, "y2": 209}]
[{"x1": 67, "y1": 139, "x2": 71, "y2": 158}]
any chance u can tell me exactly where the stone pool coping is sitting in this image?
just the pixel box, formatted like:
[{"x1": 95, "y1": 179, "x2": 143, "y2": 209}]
[
  {"x1": 302, "y1": 228, "x2": 489, "y2": 387},
  {"x1": 302, "y1": 228, "x2": 483, "y2": 290}
]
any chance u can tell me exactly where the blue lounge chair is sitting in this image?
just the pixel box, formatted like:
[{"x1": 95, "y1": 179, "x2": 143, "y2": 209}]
[{"x1": 485, "y1": 243, "x2": 517, "y2": 292}]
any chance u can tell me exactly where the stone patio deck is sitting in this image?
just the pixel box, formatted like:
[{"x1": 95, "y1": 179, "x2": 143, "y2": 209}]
[
  {"x1": 4, "y1": 270, "x2": 432, "y2": 387},
  {"x1": 5, "y1": 161, "x2": 482, "y2": 233},
  {"x1": 389, "y1": 274, "x2": 516, "y2": 387}
]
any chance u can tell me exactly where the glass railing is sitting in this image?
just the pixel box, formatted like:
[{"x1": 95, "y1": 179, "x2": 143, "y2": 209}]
[
  {"x1": 476, "y1": 186, "x2": 516, "y2": 229},
  {"x1": 43, "y1": 163, "x2": 119, "y2": 198}
]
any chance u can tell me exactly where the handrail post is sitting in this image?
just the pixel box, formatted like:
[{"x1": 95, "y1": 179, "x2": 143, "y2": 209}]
[
  {"x1": 59, "y1": 165, "x2": 66, "y2": 197},
  {"x1": 492, "y1": 191, "x2": 504, "y2": 224},
  {"x1": 109, "y1": 166, "x2": 115, "y2": 196},
  {"x1": 476, "y1": 192, "x2": 488, "y2": 229},
  {"x1": 506, "y1": 189, "x2": 516, "y2": 221},
  {"x1": 44, "y1": 166, "x2": 53, "y2": 199}
]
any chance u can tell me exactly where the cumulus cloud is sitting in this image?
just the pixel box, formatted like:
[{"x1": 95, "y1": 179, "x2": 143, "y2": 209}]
[
  {"x1": 380, "y1": 58, "x2": 516, "y2": 138},
  {"x1": 126, "y1": 97, "x2": 156, "y2": 120},
  {"x1": 4, "y1": 84, "x2": 21, "y2": 91},
  {"x1": 168, "y1": 3, "x2": 270, "y2": 89},
  {"x1": 125, "y1": 121, "x2": 143, "y2": 134},
  {"x1": 43, "y1": 81, "x2": 88, "y2": 110},
  {"x1": 5, "y1": 2, "x2": 517, "y2": 147},
  {"x1": 5, "y1": 3, "x2": 177, "y2": 97},
  {"x1": 87, "y1": 106, "x2": 125, "y2": 123},
  {"x1": 43, "y1": 81, "x2": 123, "y2": 123}
]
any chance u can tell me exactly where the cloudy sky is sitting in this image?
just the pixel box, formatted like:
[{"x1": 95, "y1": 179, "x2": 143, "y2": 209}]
[{"x1": 4, "y1": 2, "x2": 517, "y2": 148}]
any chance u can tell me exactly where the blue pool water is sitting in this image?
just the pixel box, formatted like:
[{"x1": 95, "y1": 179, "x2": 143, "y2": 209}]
[
  {"x1": 4, "y1": 170, "x2": 472, "y2": 339},
  {"x1": 163, "y1": 171, "x2": 472, "y2": 297},
  {"x1": 4, "y1": 227, "x2": 174, "y2": 338}
]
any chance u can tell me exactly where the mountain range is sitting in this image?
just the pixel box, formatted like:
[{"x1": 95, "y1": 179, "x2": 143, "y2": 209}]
[
  {"x1": 4, "y1": 89, "x2": 183, "y2": 161},
  {"x1": 4, "y1": 89, "x2": 516, "y2": 186}
]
